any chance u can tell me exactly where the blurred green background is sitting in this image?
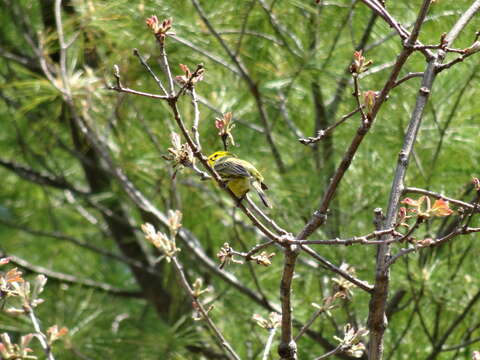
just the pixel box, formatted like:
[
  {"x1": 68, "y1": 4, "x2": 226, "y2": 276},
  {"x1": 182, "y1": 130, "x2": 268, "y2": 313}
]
[{"x1": 0, "y1": 0, "x2": 479, "y2": 358}]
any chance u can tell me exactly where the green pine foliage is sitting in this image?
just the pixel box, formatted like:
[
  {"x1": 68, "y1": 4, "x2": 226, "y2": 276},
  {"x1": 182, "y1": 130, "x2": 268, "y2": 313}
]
[{"x1": 0, "y1": 0, "x2": 479, "y2": 359}]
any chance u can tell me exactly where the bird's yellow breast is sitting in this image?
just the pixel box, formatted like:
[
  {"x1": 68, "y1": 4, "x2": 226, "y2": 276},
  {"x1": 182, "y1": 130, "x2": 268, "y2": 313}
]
[{"x1": 226, "y1": 177, "x2": 250, "y2": 198}]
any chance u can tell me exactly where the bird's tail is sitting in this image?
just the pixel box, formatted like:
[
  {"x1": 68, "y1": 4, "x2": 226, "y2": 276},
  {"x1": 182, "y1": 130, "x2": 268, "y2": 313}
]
[{"x1": 252, "y1": 181, "x2": 272, "y2": 208}]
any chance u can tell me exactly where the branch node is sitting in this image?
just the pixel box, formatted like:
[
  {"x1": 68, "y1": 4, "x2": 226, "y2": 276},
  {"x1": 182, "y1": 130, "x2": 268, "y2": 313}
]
[
  {"x1": 278, "y1": 340, "x2": 297, "y2": 359},
  {"x1": 419, "y1": 86, "x2": 430, "y2": 95}
]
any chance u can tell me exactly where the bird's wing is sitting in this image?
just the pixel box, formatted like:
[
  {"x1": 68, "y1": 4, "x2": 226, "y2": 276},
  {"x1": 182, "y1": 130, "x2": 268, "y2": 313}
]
[{"x1": 214, "y1": 158, "x2": 251, "y2": 178}]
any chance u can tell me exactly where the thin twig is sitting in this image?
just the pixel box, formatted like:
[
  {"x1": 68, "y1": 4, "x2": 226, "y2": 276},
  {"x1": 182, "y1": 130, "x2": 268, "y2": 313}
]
[
  {"x1": 107, "y1": 86, "x2": 168, "y2": 100},
  {"x1": 190, "y1": 0, "x2": 286, "y2": 173},
  {"x1": 386, "y1": 226, "x2": 480, "y2": 267},
  {"x1": 435, "y1": 51, "x2": 478, "y2": 73},
  {"x1": 403, "y1": 187, "x2": 477, "y2": 210},
  {"x1": 158, "y1": 38, "x2": 175, "y2": 94},
  {"x1": 262, "y1": 328, "x2": 277, "y2": 360},
  {"x1": 360, "y1": 0, "x2": 409, "y2": 40},
  {"x1": 246, "y1": 196, "x2": 287, "y2": 235},
  {"x1": 392, "y1": 72, "x2": 424, "y2": 89},
  {"x1": 27, "y1": 308, "x2": 55, "y2": 360},
  {"x1": 299, "y1": 107, "x2": 361, "y2": 145},
  {"x1": 191, "y1": 88, "x2": 201, "y2": 150},
  {"x1": 288, "y1": 228, "x2": 401, "y2": 246},
  {"x1": 171, "y1": 256, "x2": 241, "y2": 360},
  {"x1": 352, "y1": 75, "x2": 368, "y2": 122},
  {"x1": 0, "y1": 219, "x2": 151, "y2": 272},
  {"x1": 133, "y1": 48, "x2": 168, "y2": 95},
  {"x1": 2, "y1": 253, "x2": 142, "y2": 297},
  {"x1": 108, "y1": 68, "x2": 169, "y2": 100},
  {"x1": 245, "y1": 240, "x2": 276, "y2": 259},
  {"x1": 300, "y1": 245, "x2": 374, "y2": 293},
  {"x1": 313, "y1": 344, "x2": 344, "y2": 360},
  {"x1": 294, "y1": 306, "x2": 328, "y2": 341}
]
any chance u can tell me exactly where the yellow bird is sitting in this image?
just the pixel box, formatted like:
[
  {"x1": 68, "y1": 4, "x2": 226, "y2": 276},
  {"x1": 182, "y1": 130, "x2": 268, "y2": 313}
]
[{"x1": 207, "y1": 151, "x2": 272, "y2": 208}]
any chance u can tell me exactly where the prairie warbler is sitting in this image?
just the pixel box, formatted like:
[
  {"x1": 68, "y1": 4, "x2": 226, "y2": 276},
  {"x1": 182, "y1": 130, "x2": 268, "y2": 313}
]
[{"x1": 207, "y1": 151, "x2": 271, "y2": 208}]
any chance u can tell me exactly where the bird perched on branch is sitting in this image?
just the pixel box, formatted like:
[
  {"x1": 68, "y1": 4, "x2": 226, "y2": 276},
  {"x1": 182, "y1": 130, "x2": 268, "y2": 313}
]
[{"x1": 207, "y1": 151, "x2": 272, "y2": 208}]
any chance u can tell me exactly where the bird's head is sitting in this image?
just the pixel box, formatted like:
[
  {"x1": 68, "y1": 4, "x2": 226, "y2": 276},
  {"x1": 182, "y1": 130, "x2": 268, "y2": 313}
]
[{"x1": 207, "y1": 151, "x2": 233, "y2": 166}]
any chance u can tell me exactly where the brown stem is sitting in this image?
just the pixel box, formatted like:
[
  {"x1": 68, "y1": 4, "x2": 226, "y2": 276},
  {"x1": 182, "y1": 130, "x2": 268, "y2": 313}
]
[
  {"x1": 299, "y1": 107, "x2": 361, "y2": 145},
  {"x1": 300, "y1": 245, "x2": 374, "y2": 293},
  {"x1": 171, "y1": 257, "x2": 241, "y2": 360},
  {"x1": 403, "y1": 187, "x2": 477, "y2": 210},
  {"x1": 190, "y1": 0, "x2": 286, "y2": 173},
  {"x1": 368, "y1": 3, "x2": 480, "y2": 358},
  {"x1": 288, "y1": 228, "x2": 401, "y2": 246},
  {"x1": 278, "y1": 245, "x2": 299, "y2": 359},
  {"x1": 2, "y1": 252, "x2": 141, "y2": 298},
  {"x1": 133, "y1": 48, "x2": 168, "y2": 95},
  {"x1": 167, "y1": 100, "x2": 281, "y2": 242},
  {"x1": 386, "y1": 226, "x2": 480, "y2": 267}
]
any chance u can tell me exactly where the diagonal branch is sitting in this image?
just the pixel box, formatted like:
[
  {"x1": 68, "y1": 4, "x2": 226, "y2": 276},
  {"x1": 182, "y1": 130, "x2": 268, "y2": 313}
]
[
  {"x1": 0, "y1": 219, "x2": 152, "y2": 273},
  {"x1": 368, "y1": 2, "x2": 480, "y2": 359},
  {"x1": 0, "y1": 158, "x2": 89, "y2": 194},
  {"x1": 171, "y1": 256, "x2": 241, "y2": 360},
  {"x1": 190, "y1": 0, "x2": 285, "y2": 173},
  {"x1": 1, "y1": 252, "x2": 142, "y2": 298}
]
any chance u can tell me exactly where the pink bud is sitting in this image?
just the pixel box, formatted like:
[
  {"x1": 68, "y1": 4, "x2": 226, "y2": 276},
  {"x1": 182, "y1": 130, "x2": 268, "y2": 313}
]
[{"x1": 215, "y1": 119, "x2": 224, "y2": 130}]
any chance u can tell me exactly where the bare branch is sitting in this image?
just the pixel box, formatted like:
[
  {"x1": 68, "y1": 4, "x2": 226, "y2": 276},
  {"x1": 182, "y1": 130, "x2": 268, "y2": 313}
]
[
  {"x1": 360, "y1": 0, "x2": 409, "y2": 40},
  {"x1": 0, "y1": 219, "x2": 151, "y2": 273},
  {"x1": 262, "y1": 328, "x2": 278, "y2": 360},
  {"x1": 171, "y1": 257, "x2": 241, "y2": 360},
  {"x1": 403, "y1": 187, "x2": 478, "y2": 210},
  {"x1": 190, "y1": 0, "x2": 286, "y2": 173},
  {"x1": 295, "y1": 306, "x2": 328, "y2": 342},
  {"x1": 2, "y1": 253, "x2": 142, "y2": 298},
  {"x1": 108, "y1": 66, "x2": 169, "y2": 100},
  {"x1": 133, "y1": 48, "x2": 168, "y2": 95},
  {"x1": 278, "y1": 246, "x2": 299, "y2": 359},
  {"x1": 0, "y1": 158, "x2": 88, "y2": 194},
  {"x1": 299, "y1": 107, "x2": 361, "y2": 145},
  {"x1": 440, "y1": 336, "x2": 480, "y2": 352},
  {"x1": 191, "y1": 87, "x2": 201, "y2": 150},
  {"x1": 246, "y1": 196, "x2": 287, "y2": 235},
  {"x1": 392, "y1": 72, "x2": 424, "y2": 89},
  {"x1": 27, "y1": 308, "x2": 55, "y2": 360},
  {"x1": 386, "y1": 226, "x2": 480, "y2": 267},
  {"x1": 289, "y1": 228, "x2": 401, "y2": 246},
  {"x1": 435, "y1": 50, "x2": 479, "y2": 73},
  {"x1": 300, "y1": 245, "x2": 374, "y2": 293},
  {"x1": 313, "y1": 344, "x2": 343, "y2": 360}
]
